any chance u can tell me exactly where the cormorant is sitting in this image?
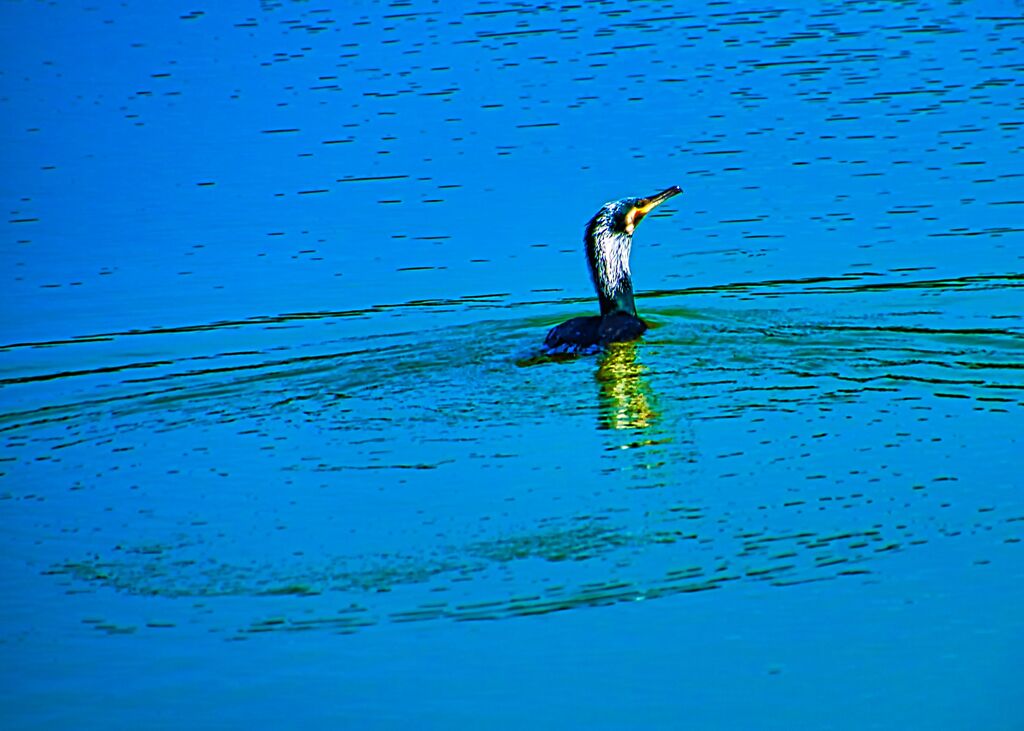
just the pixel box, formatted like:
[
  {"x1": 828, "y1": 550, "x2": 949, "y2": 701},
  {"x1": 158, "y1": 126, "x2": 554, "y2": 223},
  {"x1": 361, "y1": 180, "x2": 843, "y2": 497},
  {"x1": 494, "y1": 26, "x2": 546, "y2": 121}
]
[{"x1": 544, "y1": 185, "x2": 682, "y2": 353}]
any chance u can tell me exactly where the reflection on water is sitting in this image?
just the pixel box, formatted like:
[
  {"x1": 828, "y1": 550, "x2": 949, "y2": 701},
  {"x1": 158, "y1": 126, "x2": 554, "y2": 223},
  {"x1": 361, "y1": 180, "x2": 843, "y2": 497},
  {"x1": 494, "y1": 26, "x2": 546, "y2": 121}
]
[{"x1": 596, "y1": 342, "x2": 659, "y2": 431}]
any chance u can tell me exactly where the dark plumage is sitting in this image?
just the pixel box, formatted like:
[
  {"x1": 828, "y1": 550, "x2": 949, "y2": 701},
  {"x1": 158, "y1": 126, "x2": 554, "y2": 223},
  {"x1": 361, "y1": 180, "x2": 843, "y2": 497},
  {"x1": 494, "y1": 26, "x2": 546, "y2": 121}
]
[{"x1": 544, "y1": 185, "x2": 682, "y2": 354}]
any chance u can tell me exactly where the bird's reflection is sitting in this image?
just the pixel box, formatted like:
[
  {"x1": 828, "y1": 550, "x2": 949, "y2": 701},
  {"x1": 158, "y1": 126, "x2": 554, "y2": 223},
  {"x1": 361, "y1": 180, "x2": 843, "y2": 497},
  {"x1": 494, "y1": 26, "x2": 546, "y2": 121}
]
[
  {"x1": 593, "y1": 340, "x2": 698, "y2": 487},
  {"x1": 595, "y1": 341, "x2": 658, "y2": 431}
]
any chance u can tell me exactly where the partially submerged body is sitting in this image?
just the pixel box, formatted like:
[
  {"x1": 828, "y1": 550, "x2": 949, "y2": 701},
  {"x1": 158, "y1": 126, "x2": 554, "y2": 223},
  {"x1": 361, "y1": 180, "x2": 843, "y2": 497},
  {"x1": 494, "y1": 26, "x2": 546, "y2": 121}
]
[
  {"x1": 544, "y1": 185, "x2": 681, "y2": 354},
  {"x1": 543, "y1": 311, "x2": 648, "y2": 354}
]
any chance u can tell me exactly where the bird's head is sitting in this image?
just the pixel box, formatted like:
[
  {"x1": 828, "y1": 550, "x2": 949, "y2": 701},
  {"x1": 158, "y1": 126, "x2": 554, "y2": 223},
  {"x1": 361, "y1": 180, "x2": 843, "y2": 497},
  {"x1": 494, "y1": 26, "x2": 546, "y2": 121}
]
[
  {"x1": 583, "y1": 185, "x2": 682, "y2": 317},
  {"x1": 588, "y1": 185, "x2": 683, "y2": 238}
]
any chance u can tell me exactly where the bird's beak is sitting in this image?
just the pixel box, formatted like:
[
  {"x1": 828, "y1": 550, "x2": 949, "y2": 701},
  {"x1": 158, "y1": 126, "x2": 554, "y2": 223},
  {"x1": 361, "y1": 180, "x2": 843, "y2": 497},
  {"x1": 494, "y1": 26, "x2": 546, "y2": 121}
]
[
  {"x1": 626, "y1": 185, "x2": 682, "y2": 233},
  {"x1": 639, "y1": 185, "x2": 683, "y2": 214}
]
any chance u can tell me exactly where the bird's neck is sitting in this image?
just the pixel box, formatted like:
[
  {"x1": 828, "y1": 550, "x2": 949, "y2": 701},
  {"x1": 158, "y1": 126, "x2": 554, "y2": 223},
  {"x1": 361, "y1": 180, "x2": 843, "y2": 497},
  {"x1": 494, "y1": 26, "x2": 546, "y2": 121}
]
[{"x1": 586, "y1": 230, "x2": 637, "y2": 317}]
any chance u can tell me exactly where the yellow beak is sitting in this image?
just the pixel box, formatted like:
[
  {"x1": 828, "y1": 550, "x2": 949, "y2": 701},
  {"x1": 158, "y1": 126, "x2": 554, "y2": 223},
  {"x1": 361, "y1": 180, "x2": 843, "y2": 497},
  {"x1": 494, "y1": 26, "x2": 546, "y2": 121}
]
[{"x1": 626, "y1": 185, "x2": 682, "y2": 233}]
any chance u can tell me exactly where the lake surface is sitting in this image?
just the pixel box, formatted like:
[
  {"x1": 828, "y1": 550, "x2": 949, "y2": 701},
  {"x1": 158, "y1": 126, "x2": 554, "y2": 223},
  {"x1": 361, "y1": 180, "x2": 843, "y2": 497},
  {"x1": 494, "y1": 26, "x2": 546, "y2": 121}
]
[{"x1": 2, "y1": 1, "x2": 1023, "y2": 728}]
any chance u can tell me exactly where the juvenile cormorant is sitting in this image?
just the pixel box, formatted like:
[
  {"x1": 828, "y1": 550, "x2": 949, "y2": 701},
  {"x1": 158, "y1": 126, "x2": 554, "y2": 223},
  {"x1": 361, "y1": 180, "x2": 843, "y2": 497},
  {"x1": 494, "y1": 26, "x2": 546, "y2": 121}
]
[{"x1": 544, "y1": 185, "x2": 682, "y2": 353}]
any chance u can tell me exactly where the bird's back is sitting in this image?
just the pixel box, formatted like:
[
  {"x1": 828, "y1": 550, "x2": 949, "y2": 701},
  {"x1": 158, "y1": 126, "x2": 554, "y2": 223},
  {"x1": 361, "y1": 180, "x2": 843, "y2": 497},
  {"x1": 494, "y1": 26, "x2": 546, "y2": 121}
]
[{"x1": 544, "y1": 311, "x2": 648, "y2": 354}]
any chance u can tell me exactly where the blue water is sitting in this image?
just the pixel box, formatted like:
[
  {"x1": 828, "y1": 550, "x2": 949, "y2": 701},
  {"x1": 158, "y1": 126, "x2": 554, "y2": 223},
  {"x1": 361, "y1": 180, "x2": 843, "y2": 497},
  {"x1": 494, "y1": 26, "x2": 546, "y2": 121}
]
[{"x1": 2, "y1": 1, "x2": 1023, "y2": 728}]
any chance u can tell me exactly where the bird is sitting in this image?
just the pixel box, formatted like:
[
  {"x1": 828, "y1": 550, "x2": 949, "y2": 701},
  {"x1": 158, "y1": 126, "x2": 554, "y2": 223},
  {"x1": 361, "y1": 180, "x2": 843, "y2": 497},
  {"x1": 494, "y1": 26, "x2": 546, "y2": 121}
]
[{"x1": 544, "y1": 185, "x2": 682, "y2": 354}]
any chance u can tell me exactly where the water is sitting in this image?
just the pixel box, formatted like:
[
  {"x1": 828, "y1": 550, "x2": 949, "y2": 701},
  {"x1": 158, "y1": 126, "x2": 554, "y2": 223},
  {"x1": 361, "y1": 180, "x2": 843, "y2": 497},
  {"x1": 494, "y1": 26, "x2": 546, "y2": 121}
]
[{"x1": 2, "y1": 1, "x2": 1023, "y2": 728}]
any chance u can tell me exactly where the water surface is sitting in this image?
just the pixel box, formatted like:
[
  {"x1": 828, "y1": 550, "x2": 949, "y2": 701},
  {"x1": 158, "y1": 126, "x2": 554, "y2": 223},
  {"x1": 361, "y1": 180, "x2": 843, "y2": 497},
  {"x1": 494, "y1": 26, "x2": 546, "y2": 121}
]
[{"x1": 2, "y1": 1, "x2": 1023, "y2": 729}]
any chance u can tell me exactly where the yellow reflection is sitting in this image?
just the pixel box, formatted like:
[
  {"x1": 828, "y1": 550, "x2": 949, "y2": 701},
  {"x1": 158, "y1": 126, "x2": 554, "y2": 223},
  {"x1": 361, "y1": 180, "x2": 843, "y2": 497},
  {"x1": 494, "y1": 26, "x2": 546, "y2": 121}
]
[{"x1": 595, "y1": 341, "x2": 659, "y2": 431}]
